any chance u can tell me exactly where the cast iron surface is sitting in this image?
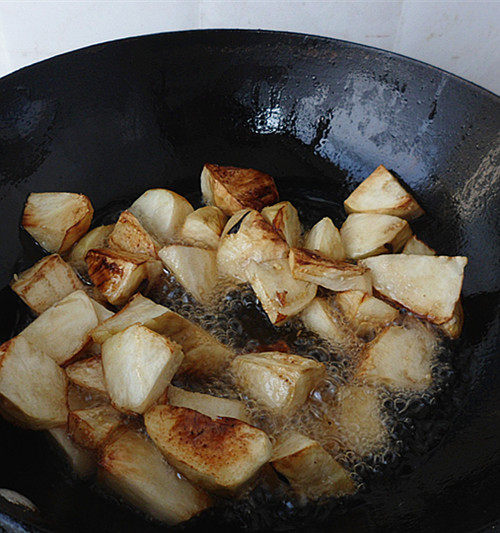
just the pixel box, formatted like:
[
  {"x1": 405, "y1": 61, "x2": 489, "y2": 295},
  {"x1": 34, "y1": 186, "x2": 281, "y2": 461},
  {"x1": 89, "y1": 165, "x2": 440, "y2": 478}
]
[{"x1": 0, "y1": 30, "x2": 498, "y2": 532}]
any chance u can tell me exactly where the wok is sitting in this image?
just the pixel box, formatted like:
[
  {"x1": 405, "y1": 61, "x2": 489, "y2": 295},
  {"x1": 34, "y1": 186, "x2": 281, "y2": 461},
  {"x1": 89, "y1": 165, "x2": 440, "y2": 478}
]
[{"x1": 0, "y1": 30, "x2": 498, "y2": 532}]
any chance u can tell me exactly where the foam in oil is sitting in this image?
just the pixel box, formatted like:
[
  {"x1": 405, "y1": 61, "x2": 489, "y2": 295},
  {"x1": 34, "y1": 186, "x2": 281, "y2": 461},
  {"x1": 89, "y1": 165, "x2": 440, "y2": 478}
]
[
  {"x1": 147, "y1": 259, "x2": 447, "y2": 510},
  {"x1": 8, "y1": 190, "x2": 464, "y2": 531}
]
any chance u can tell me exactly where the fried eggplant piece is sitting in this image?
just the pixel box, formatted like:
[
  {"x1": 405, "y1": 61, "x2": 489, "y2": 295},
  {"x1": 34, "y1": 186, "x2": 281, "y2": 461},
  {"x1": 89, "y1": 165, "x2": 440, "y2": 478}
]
[
  {"x1": 246, "y1": 258, "x2": 317, "y2": 325},
  {"x1": 271, "y1": 431, "x2": 355, "y2": 498},
  {"x1": 129, "y1": 189, "x2": 193, "y2": 244},
  {"x1": 360, "y1": 254, "x2": 467, "y2": 324},
  {"x1": 344, "y1": 165, "x2": 423, "y2": 220},
  {"x1": 102, "y1": 324, "x2": 183, "y2": 414},
  {"x1": 108, "y1": 210, "x2": 160, "y2": 258},
  {"x1": 181, "y1": 206, "x2": 227, "y2": 249},
  {"x1": 289, "y1": 248, "x2": 372, "y2": 293},
  {"x1": 145, "y1": 405, "x2": 272, "y2": 494},
  {"x1": 261, "y1": 201, "x2": 301, "y2": 247},
  {"x1": 0, "y1": 336, "x2": 67, "y2": 429},
  {"x1": 340, "y1": 213, "x2": 412, "y2": 259},
  {"x1": 22, "y1": 192, "x2": 93, "y2": 253},
  {"x1": 201, "y1": 163, "x2": 278, "y2": 215},
  {"x1": 99, "y1": 428, "x2": 212, "y2": 524},
  {"x1": 304, "y1": 217, "x2": 345, "y2": 260},
  {"x1": 11, "y1": 254, "x2": 84, "y2": 314},
  {"x1": 231, "y1": 352, "x2": 325, "y2": 416}
]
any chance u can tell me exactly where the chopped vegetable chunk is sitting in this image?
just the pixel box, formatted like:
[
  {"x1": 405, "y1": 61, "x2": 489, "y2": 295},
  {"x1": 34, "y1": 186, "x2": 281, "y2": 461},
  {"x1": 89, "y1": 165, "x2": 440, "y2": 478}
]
[
  {"x1": 289, "y1": 248, "x2": 372, "y2": 293},
  {"x1": 22, "y1": 192, "x2": 93, "y2": 253},
  {"x1": 181, "y1": 206, "x2": 227, "y2": 249},
  {"x1": 357, "y1": 322, "x2": 437, "y2": 390},
  {"x1": 0, "y1": 336, "x2": 67, "y2": 429},
  {"x1": 159, "y1": 245, "x2": 217, "y2": 303},
  {"x1": 102, "y1": 324, "x2": 183, "y2": 414},
  {"x1": 341, "y1": 213, "x2": 412, "y2": 259},
  {"x1": 246, "y1": 258, "x2": 317, "y2": 325},
  {"x1": 167, "y1": 386, "x2": 250, "y2": 422},
  {"x1": 86, "y1": 248, "x2": 152, "y2": 305},
  {"x1": 271, "y1": 432, "x2": 355, "y2": 498},
  {"x1": 344, "y1": 165, "x2": 423, "y2": 220},
  {"x1": 304, "y1": 217, "x2": 345, "y2": 260},
  {"x1": 99, "y1": 428, "x2": 211, "y2": 524},
  {"x1": 201, "y1": 163, "x2": 278, "y2": 215},
  {"x1": 108, "y1": 210, "x2": 159, "y2": 258},
  {"x1": 145, "y1": 405, "x2": 272, "y2": 494},
  {"x1": 262, "y1": 201, "x2": 301, "y2": 247},
  {"x1": 129, "y1": 189, "x2": 193, "y2": 244},
  {"x1": 11, "y1": 254, "x2": 84, "y2": 314},
  {"x1": 361, "y1": 255, "x2": 467, "y2": 324},
  {"x1": 231, "y1": 352, "x2": 325, "y2": 415}
]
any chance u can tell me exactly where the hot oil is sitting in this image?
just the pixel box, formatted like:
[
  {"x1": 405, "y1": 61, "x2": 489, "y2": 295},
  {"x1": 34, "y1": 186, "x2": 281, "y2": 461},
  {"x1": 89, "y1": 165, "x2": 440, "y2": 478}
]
[
  {"x1": 10, "y1": 189, "x2": 462, "y2": 531},
  {"x1": 147, "y1": 248, "x2": 451, "y2": 524}
]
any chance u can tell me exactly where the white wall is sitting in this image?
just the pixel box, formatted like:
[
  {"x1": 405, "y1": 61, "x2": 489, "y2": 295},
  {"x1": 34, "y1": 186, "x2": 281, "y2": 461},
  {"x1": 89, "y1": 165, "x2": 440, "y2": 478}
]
[{"x1": 0, "y1": 0, "x2": 498, "y2": 94}]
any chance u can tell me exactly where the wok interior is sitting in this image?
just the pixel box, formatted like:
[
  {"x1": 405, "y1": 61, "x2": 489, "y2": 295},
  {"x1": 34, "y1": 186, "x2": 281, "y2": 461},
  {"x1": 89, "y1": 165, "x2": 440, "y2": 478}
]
[{"x1": 0, "y1": 31, "x2": 498, "y2": 532}]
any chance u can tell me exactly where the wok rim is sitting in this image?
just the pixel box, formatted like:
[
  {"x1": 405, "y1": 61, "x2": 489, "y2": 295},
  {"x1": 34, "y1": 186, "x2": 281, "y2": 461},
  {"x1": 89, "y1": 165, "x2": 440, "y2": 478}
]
[
  {"x1": 0, "y1": 28, "x2": 499, "y2": 100},
  {"x1": 0, "y1": 26, "x2": 498, "y2": 533}
]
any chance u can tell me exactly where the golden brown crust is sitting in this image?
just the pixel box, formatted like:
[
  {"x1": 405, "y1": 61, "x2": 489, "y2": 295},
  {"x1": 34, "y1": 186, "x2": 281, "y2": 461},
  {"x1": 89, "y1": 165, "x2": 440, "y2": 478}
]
[
  {"x1": 86, "y1": 250, "x2": 124, "y2": 288},
  {"x1": 10, "y1": 255, "x2": 84, "y2": 311},
  {"x1": 371, "y1": 287, "x2": 447, "y2": 325},
  {"x1": 290, "y1": 247, "x2": 366, "y2": 274},
  {"x1": 344, "y1": 165, "x2": 424, "y2": 220},
  {"x1": 22, "y1": 193, "x2": 94, "y2": 253},
  {"x1": 151, "y1": 405, "x2": 244, "y2": 447},
  {"x1": 170, "y1": 408, "x2": 241, "y2": 449},
  {"x1": 68, "y1": 405, "x2": 122, "y2": 450},
  {"x1": 275, "y1": 312, "x2": 288, "y2": 324},
  {"x1": 108, "y1": 210, "x2": 159, "y2": 258},
  {"x1": 145, "y1": 405, "x2": 270, "y2": 484},
  {"x1": 205, "y1": 164, "x2": 278, "y2": 214},
  {"x1": 85, "y1": 248, "x2": 149, "y2": 305},
  {"x1": 248, "y1": 211, "x2": 288, "y2": 247}
]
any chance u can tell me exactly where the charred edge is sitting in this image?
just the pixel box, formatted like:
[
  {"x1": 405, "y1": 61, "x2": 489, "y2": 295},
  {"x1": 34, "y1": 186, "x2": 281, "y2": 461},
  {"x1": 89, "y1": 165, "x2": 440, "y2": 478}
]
[
  {"x1": 207, "y1": 164, "x2": 278, "y2": 208},
  {"x1": 86, "y1": 254, "x2": 124, "y2": 287},
  {"x1": 371, "y1": 287, "x2": 447, "y2": 325},
  {"x1": 0, "y1": 339, "x2": 14, "y2": 364},
  {"x1": 21, "y1": 211, "x2": 39, "y2": 228},
  {"x1": 272, "y1": 207, "x2": 287, "y2": 240},
  {"x1": 252, "y1": 215, "x2": 287, "y2": 244},
  {"x1": 294, "y1": 248, "x2": 365, "y2": 272},
  {"x1": 240, "y1": 184, "x2": 279, "y2": 210}
]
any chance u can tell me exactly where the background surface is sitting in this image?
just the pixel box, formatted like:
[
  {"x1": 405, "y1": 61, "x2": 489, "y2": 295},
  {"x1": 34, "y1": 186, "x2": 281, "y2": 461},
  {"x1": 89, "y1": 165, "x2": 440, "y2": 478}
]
[{"x1": 0, "y1": 1, "x2": 498, "y2": 94}]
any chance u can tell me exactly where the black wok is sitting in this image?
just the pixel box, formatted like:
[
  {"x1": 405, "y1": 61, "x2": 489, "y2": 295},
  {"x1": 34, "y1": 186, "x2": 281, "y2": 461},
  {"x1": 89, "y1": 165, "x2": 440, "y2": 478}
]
[{"x1": 0, "y1": 30, "x2": 498, "y2": 533}]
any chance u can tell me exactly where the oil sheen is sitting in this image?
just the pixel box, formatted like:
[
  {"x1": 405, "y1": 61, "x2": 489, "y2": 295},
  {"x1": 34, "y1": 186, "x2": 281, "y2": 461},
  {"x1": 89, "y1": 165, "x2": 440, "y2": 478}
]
[
  {"x1": 147, "y1": 253, "x2": 448, "y2": 520},
  {"x1": 14, "y1": 192, "x2": 458, "y2": 531}
]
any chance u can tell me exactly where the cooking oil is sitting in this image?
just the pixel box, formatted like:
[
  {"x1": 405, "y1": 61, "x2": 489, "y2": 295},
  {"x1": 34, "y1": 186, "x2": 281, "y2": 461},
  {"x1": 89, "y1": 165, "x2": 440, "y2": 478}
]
[{"x1": 148, "y1": 257, "x2": 446, "y2": 508}]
